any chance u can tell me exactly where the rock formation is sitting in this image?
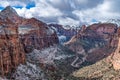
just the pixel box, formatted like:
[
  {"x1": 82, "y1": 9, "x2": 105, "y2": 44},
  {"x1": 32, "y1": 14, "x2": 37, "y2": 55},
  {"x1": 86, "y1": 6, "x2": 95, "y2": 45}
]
[
  {"x1": 19, "y1": 18, "x2": 59, "y2": 53},
  {"x1": 111, "y1": 28, "x2": 120, "y2": 70},
  {"x1": 111, "y1": 37, "x2": 120, "y2": 70},
  {"x1": 0, "y1": 6, "x2": 59, "y2": 76},
  {"x1": 1, "y1": 6, "x2": 120, "y2": 80},
  {"x1": 69, "y1": 24, "x2": 120, "y2": 79},
  {"x1": 48, "y1": 24, "x2": 77, "y2": 43},
  {"x1": 0, "y1": 24, "x2": 25, "y2": 76},
  {"x1": 65, "y1": 23, "x2": 118, "y2": 68}
]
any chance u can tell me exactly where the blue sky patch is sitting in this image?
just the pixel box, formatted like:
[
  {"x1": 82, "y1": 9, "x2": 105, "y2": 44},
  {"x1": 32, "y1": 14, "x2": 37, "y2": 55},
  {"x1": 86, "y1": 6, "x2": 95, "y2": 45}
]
[
  {"x1": 26, "y1": 1, "x2": 35, "y2": 9},
  {"x1": 91, "y1": 19, "x2": 98, "y2": 23},
  {"x1": 14, "y1": 6, "x2": 23, "y2": 9},
  {"x1": 0, "y1": 6, "x2": 4, "y2": 10}
]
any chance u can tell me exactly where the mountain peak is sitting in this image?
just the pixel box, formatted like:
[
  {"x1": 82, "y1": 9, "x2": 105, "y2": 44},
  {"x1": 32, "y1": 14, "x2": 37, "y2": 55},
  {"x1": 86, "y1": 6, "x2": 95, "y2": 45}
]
[
  {"x1": 0, "y1": 6, "x2": 18, "y2": 19},
  {"x1": 1, "y1": 6, "x2": 18, "y2": 15},
  {"x1": 4, "y1": 6, "x2": 14, "y2": 10}
]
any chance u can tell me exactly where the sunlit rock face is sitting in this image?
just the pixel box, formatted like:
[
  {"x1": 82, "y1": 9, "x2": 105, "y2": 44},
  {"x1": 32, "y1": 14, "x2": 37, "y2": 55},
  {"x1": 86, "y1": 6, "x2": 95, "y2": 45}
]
[
  {"x1": 112, "y1": 42, "x2": 120, "y2": 70},
  {"x1": 111, "y1": 28, "x2": 120, "y2": 70}
]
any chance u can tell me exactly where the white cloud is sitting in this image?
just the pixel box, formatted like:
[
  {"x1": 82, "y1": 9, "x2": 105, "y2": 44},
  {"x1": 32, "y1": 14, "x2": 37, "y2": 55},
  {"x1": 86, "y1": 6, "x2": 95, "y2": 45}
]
[
  {"x1": 1, "y1": 0, "x2": 120, "y2": 25},
  {"x1": 72, "y1": 0, "x2": 120, "y2": 24},
  {"x1": 0, "y1": 1, "x2": 26, "y2": 7},
  {"x1": 14, "y1": 0, "x2": 63, "y2": 19},
  {"x1": 58, "y1": 17, "x2": 80, "y2": 26},
  {"x1": 15, "y1": 7, "x2": 27, "y2": 17}
]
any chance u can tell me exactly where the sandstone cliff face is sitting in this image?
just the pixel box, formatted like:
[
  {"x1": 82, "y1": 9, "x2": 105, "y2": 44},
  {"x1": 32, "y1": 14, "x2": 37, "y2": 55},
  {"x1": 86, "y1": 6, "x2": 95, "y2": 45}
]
[
  {"x1": 0, "y1": 6, "x2": 59, "y2": 76},
  {"x1": 72, "y1": 34, "x2": 120, "y2": 79},
  {"x1": 0, "y1": 6, "x2": 59, "y2": 53},
  {"x1": 0, "y1": 7, "x2": 25, "y2": 75},
  {"x1": 18, "y1": 18, "x2": 58, "y2": 53},
  {"x1": 111, "y1": 38, "x2": 120, "y2": 70},
  {"x1": 0, "y1": 6, "x2": 22, "y2": 23},
  {"x1": 0, "y1": 24, "x2": 25, "y2": 75},
  {"x1": 65, "y1": 23, "x2": 118, "y2": 68},
  {"x1": 111, "y1": 28, "x2": 120, "y2": 70},
  {"x1": 67, "y1": 24, "x2": 120, "y2": 79}
]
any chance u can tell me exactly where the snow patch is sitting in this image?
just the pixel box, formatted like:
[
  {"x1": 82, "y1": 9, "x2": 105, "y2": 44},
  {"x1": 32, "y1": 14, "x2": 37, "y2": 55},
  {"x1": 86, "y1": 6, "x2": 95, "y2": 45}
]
[
  {"x1": 58, "y1": 35, "x2": 67, "y2": 44},
  {"x1": 18, "y1": 25, "x2": 38, "y2": 34},
  {"x1": 46, "y1": 27, "x2": 55, "y2": 35},
  {"x1": 27, "y1": 46, "x2": 74, "y2": 65},
  {"x1": 13, "y1": 62, "x2": 47, "y2": 80}
]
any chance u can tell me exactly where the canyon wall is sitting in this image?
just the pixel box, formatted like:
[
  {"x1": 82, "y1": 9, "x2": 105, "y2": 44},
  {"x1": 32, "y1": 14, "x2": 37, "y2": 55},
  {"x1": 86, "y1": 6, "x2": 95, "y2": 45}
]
[{"x1": 0, "y1": 6, "x2": 59, "y2": 76}]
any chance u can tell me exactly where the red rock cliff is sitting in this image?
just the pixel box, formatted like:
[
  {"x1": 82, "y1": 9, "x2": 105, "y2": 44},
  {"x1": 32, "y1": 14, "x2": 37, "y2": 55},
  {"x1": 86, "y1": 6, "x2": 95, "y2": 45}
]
[
  {"x1": 0, "y1": 6, "x2": 59, "y2": 76},
  {"x1": 18, "y1": 18, "x2": 59, "y2": 53},
  {"x1": 65, "y1": 23, "x2": 118, "y2": 67},
  {"x1": 0, "y1": 24, "x2": 25, "y2": 75}
]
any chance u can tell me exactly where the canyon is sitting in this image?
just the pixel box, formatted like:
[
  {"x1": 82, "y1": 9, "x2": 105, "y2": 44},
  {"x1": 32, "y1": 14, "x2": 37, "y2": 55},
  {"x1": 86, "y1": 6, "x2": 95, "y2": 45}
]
[{"x1": 0, "y1": 6, "x2": 120, "y2": 80}]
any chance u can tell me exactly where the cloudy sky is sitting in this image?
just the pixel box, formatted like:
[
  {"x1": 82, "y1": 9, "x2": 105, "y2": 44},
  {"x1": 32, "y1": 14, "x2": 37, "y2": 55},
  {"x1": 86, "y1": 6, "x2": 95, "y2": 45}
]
[{"x1": 0, "y1": 0, "x2": 120, "y2": 26}]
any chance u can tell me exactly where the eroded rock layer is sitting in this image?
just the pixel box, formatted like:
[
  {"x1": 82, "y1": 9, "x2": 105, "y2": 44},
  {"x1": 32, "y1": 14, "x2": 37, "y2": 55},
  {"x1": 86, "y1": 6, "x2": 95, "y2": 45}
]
[
  {"x1": 0, "y1": 24, "x2": 25, "y2": 75},
  {"x1": 65, "y1": 23, "x2": 119, "y2": 68},
  {"x1": 0, "y1": 6, "x2": 59, "y2": 76}
]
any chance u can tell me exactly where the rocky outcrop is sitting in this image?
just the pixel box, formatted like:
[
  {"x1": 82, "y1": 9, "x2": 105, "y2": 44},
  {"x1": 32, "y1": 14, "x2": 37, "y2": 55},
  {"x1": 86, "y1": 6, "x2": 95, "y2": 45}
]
[
  {"x1": 0, "y1": 6, "x2": 59, "y2": 53},
  {"x1": 111, "y1": 38, "x2": 120, "y2": 70},
  {"x1": 111, "y1": 28, "x2": 120, "y2": 70},
  {"x1": 26, "y1": 45, "x2": 76, "y2": 80},
  {"x1": 0, "y1": 6, "x2": 59, "y2": 76},
  {"x1": 0, "y1": 24, "x2": 25, "y2": 75},
  {"x1": 48, "y1": 24, "x2": 76, "y2": 43},
  {"x1": 70, "y1": 25, "x2": 120, "y2": 79},
  {"x1": 65, "y1": 23, "x2": 118, "y2": 68},
  {"x1": 19, "y1": 18, "x2": 59, "y2": 53},
  {"x1": 0, "y1": 6, "x2": 22, "y2": 23},
  {"x1": 72, "y1": 35, "x2": 120, "y2": 79}
]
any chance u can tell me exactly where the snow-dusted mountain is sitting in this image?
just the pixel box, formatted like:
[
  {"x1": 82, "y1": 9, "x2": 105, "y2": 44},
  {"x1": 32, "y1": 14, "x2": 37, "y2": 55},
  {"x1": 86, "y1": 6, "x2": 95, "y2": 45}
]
[{"x1": 48, "y1": 24, "x2": 77, "y2": 44}]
